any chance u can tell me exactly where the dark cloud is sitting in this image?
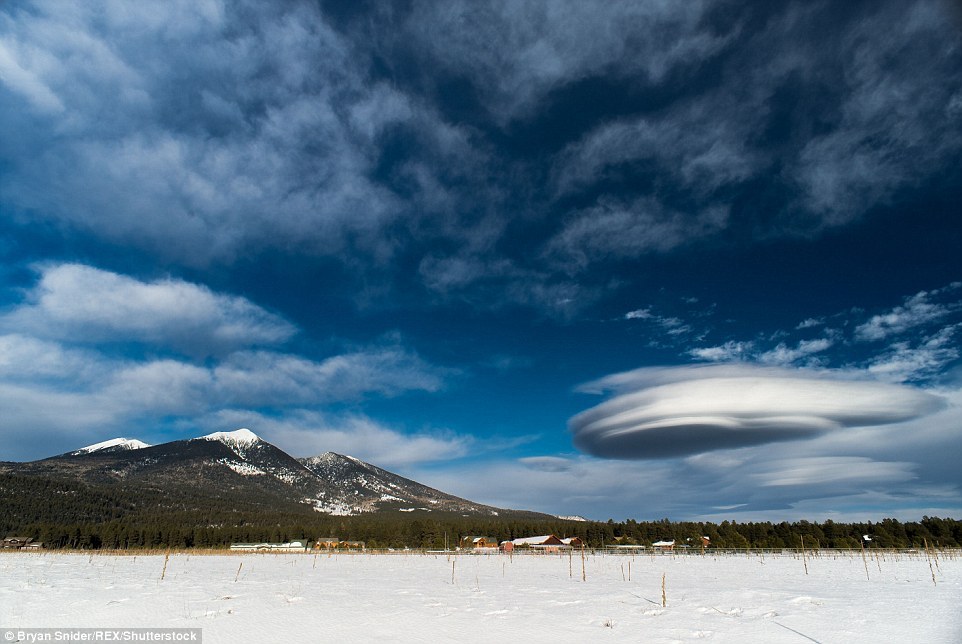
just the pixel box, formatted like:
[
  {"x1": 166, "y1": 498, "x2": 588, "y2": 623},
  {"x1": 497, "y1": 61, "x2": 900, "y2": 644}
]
[{"x1": 2, "y1": 1, "x2": 959, "y2": 313}]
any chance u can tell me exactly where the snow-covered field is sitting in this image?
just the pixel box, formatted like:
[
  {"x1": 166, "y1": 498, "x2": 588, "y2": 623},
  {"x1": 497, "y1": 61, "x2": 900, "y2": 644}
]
[{"x1": 2, "y1": 549, "x2": 959, "y2": 643}]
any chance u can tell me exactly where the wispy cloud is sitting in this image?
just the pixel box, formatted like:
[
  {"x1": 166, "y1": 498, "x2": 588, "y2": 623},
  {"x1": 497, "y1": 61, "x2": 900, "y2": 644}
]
[
  {"x1": 545, "y1": 198, "x2": 728, "y2": 271},
  {"x1": 757, "y1": 338, "x2": 833, "y2": 366},
  {"x1": 688, "y1": 282, "x2": 962, "y2": 381},
  {"x1": 867, "y1": 325, "x2": 961, "y2": 383},
  {"x1": 394, "y1": 0, "x2": 727, "y2": 123},
  {"x1": 688, "y1": 340, "x2": 755, "y2": 363},
  {"x1": 855, "y1": 286, "x2": 960, "y2": 342}
]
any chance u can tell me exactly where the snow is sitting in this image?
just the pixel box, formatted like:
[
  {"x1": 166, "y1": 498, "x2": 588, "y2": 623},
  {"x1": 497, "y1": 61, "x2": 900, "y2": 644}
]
[
  {"x1": 509, "y1": 536, "x2": 557, "y2": 546},
  {"x1": 217, "y1": 459, "x2": 266, "y2": 476},
  {"x1": 557, "y1": 515, "x2": 588, "y2": 522},
  {"x1": 199, "y1": 428, "x2": 260, "y2": 446},
  {"x1": 70, "y1": 437, "x2": 150, "y2": 454},
  {"x1": 0, "y1": 550, "x2": 959, "y2": 642},
  {"x1": 1, "y1": 550, "x2": 959, "y2": 642},
  {"x1": 311, "y1": 500, "x2": 361, "y2": 516}
]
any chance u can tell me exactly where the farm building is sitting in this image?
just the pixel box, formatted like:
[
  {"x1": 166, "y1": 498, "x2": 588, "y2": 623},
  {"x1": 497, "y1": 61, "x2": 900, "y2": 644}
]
[
  {"x1": 2, "y1": 536, "x2": 34, "y2": 549},
  {"x1": 315, "y1": 540, "x2": 366, "y2": 551},
  {"x1": 338, "y1": 541, "x2": 365, "y2": 550},
  {"x1": 229, "y1": 540, "x2": 309, "y2": 552},
  {"x1": 652, "y1": 540, "x2": 675, "y2": 551},
  {"x1": 501, "y1": 535, "x2": 572, "y2": 553},
  {"x1": 459, "y1": 536, "x2": 498, "y2": 550}
]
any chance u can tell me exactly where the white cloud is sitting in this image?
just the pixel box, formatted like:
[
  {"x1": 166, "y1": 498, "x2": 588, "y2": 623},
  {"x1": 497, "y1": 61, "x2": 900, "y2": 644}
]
[
  {"x1": 746, "y1": 456, "x2": 915, "y2": 488},
  {"x1": 796, "y1": 317, "x2": 823, "y2": 330},
  {"x1": 2, "y1": 263, "x2": 294, "y2": 355},
  {"x1": 867, "y1": 325, "x2": 961, "y2": 383},
  {"x1": 0, "y1": 265, "x2": 451, "y2": 460},
  {"x1": 417, "y1": 389, "x2": 962, "y2": 519},
  {"x1": 688, "y1": 340, "x2": 754, "y2": 363},
  {"x1": 213, "y1": 347, "x2": 448, "y2": 404},
  {"x1": 195, "y1": 409, "x2": 470, "y2": 468},
  {"x1": 758, "y1": 338, "x2": 833, "y2": 366},
  {"x1": 855, "y1": 288, "x2": 956, "y2": 342},
  {"x1": 570, "y1": 364, "x2": 945, "y2": 459},
  {"x1": 0, "y1": 345, "x2": 450, "y2": 460},
  {"x1": 687, "y1": 282, "x2": 960, "y2": 378},
  {"x1": 0, "y1": 333, "x2": 108, "y2": 382},
  {"x1": 624, "y1": 308, "x2": 653, "y2": 320}
]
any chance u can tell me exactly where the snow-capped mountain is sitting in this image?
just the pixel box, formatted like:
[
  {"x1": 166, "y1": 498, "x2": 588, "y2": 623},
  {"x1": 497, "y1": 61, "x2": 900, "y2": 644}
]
[
  {"x1": 196, "y1": 428, "x2": 260, "y2": 453},
  {"x1": 299, "y1": 452, "x2": 502, "y2": 516},
  {"x1": 69, "y1": 437, "x2": 151, "y2": 455},
  {"x1": 4, "y1": 430, "x2": 534, "y2": 519}
]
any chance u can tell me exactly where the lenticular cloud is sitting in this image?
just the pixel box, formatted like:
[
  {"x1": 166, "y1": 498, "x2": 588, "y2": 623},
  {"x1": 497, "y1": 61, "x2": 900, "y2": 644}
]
[{"x1": 570, "y1": 365, "x2": 945, "y2": 459}]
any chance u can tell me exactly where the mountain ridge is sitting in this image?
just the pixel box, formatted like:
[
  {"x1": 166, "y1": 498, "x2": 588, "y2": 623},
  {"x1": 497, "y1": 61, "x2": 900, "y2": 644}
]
[{"x1": 2, "y1": 429, "x2": 548, "y2": 521}]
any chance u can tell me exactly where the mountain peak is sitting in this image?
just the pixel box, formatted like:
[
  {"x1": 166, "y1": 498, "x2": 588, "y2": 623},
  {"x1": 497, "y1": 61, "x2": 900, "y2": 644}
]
[
  {"x1": 198, "y1": 428, "x2": 260, "y2": 446},
  {"x1": 305, "y1": 451, "x2": 355, "y2": 463},
  {"x1": 70, "y1": 437, "x2": 150, "y2": 455}
]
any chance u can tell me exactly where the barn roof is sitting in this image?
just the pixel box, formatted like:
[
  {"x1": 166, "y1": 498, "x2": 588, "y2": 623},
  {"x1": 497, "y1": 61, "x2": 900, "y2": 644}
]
[{"x1": 507, "y1": 535, "x2": 564, "y2": 546}]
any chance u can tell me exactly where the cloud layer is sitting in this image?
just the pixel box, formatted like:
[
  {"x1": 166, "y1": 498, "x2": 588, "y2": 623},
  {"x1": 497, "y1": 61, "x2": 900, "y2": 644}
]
[
  {"x1": 570, "y1": 364, "x2": 944, "y2": 459},
  {"x1": 0, "y1": 263, "x2": 450, "y2": 460},
  {"x1": 1, "y1": 1, "x2": 959, "y2": 311}
]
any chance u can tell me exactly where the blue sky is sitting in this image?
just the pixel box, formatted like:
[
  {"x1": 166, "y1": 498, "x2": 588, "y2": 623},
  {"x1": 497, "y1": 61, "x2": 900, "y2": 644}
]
[{"x1": 1, "y1": 0, "x2": 961, "y2": 522}]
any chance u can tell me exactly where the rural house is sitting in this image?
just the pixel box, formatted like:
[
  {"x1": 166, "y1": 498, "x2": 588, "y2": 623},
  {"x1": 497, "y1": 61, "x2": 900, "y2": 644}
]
[{"x1": 459, "y1": 536, "x2": 498, "y2": 550}]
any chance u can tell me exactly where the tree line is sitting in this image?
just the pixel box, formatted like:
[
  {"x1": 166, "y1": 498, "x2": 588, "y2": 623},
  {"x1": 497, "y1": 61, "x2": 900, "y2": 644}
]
[{"x1": 2, "y1": 473, "x2": 959, "y2": 549}]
